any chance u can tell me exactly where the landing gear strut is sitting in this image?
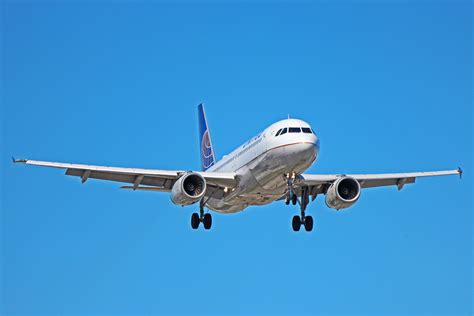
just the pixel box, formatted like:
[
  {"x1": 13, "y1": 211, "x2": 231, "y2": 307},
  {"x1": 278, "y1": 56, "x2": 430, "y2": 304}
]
[
  {"x1": 286, "y1": 174, "x2": 314, "y2": 232},
  {"x1": 285, "y1": 174, "x2": 298, "y2": 206},
  {"x1": 191, "y1": 201, "x2": 212, "y2": 230}
]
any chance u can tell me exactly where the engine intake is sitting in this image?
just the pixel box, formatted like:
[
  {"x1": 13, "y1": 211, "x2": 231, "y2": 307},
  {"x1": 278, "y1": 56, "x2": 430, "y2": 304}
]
[
  {"x1": 171, "y1": 173, "x2": 206, "y2": 206},
  {"x1": 325, "y1": 176, "x2": 361, "y2": 210}
]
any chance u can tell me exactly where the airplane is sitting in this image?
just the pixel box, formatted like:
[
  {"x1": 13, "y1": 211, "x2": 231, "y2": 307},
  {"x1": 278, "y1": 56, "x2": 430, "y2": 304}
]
[{"x1": 13, "y1": 103, "x2": 463, "y2": 232}]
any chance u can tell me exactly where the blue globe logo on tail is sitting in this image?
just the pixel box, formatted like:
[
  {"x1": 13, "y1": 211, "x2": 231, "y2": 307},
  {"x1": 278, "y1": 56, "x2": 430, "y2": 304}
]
[
  {"x1": 201, "y1": 130, "x2": 214, "y2": 170},
  {"x1": 198, "y1": 103, "x2": 215, "y2": 171}
]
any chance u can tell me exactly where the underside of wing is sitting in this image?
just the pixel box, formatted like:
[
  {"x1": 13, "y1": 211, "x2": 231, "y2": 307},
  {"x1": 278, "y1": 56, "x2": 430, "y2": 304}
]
[
  {"x1": 300, "y1": 169, "x2": 462, "y2": 188},
  {"x1": 13, "y1": 159, "x2": 236, "y2": 193},
  {"x1": 298, "y1": 168, "x2": 462, "y2": 198}
]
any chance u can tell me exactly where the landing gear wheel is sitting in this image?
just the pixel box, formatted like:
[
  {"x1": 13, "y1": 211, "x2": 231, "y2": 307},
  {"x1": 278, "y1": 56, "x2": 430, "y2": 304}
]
[
  {"x1": 285, "y1": 195, "x2": 290, "y2": 205},
  {"x1": 203, "y1": 213, "x2": 212, "y2": 230},
  {"x1": 304, "y1": 215, "x2": 313, "y2": 232},
  {"x1": 292, "y1": 215, "x2": 301, "y2": 231},
  {"x1": 191, "y1": 213, "x2": 200, "y2": 229},
  {"x1": 291, "y1": 193, "x2": 298, "y2": 205}
]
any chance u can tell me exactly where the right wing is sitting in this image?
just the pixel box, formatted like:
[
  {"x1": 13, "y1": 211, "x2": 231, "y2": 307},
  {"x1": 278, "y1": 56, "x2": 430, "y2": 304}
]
[
  {"x1": 297, "y1": 168, "x2": 462, "y2": 200},
  {"x1": 13, "y1": 158, "x2": 236, "y2": 193}
]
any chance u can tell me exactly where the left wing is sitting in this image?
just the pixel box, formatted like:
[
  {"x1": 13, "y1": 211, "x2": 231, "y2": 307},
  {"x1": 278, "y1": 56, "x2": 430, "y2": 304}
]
[
  {"x1": 13, "y1": 158, "x2": 236, "y2": 192},
  {"x1": 296, "y1": 168, "x2": 462, "y2": 200}
]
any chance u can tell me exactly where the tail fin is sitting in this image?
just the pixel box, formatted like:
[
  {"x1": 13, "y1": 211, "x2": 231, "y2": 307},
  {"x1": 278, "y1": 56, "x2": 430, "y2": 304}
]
[{"x1": 198, "y1": 103, "x2": 216, "y2": 171}]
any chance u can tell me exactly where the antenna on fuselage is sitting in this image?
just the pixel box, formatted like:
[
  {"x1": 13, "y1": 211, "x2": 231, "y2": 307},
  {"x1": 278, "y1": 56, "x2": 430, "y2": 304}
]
[{"x1": 287, "y1": 114, "x2": 290, "y2": 119}]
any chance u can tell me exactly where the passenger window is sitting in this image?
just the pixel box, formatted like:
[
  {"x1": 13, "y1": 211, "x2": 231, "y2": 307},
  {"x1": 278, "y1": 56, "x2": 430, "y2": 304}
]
[
  {"x1": 289, "y1": 127, "x2": 301, "y2": 133},
  {"x1": 302, "y1": 127, "x2": 312, "y2": 134},
  {"x1": 275, "y1": 129, "x2": 282, "y2": 137},
  {"x1": 280, "y1": 128, "x2": 287, "y2": 135}
]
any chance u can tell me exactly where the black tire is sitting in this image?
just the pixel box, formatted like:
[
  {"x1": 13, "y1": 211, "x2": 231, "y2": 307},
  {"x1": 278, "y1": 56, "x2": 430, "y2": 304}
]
[
  {"x1": 292, "y1": 215, "x2": 301, "y2": 231},
  {"x1": 191, "y1": 213, "x2": 200, "y2": 229},
  {"x1": 291, "y1": 193, "x2": 298, "y2": 205},
  {"x1": 203, "y1": 213, "x2": 212, "y2": 230},
  {"x1": 285, "y1": 195, "x2": 290, "y2": 205},
  {"x1": 304, "y1": 216, "x2": 313, "y2": 232}
]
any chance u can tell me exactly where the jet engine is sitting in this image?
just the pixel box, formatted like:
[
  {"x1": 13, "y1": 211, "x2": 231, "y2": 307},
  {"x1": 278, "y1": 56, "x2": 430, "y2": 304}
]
[
  {"x1": 325, "y1": 176, "x2": 361, "y2": 210},
  {"x1": 171, "y1": 173, "x2": 207, "y2": 206}
]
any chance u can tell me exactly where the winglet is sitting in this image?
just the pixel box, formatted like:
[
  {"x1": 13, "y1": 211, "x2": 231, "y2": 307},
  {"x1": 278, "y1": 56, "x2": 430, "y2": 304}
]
[
  {"x1": 12, "y1": 157, "x2": 27, "y2": 164},
  {"x1": 458, "y1": 167, "x2": 463, "y2": 179}
]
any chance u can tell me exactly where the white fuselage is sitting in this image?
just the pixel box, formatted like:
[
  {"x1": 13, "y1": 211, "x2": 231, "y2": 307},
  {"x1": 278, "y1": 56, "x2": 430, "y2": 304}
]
[{"x1": 205, "y1": 118, "x2": 320, "y2": 213}]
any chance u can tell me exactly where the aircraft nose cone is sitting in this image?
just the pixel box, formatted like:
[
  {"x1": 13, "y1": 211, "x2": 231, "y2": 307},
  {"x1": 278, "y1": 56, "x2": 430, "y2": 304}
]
[
  {"x1": 315, "y1": 137, "x2": 320, "y2": 150},
  {"x1": 310, "y1": 130, "x2": 320, "y2": 152},
  {"x1": 298, "y1": 141, "x2": 318, "y2": 163},
  {"x1": 309, "y1": 133, "x2": 320, "y2": 159}
]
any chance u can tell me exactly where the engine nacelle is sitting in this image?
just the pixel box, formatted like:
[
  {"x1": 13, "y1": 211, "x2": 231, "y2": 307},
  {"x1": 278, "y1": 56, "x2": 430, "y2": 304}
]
[
  {"x1": 325, "y1": 176, "x2": 361, "y2": 210},
  {"x1": 171, "y1": 173, "x2": 207, "y2": 206}
]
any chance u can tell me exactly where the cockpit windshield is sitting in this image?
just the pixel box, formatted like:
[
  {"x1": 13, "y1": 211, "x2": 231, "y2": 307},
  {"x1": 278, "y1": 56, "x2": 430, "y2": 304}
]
[
  {"x1": 289, "y1": 127, "x2": 301, "y2": 133},
  {"x1": 275, "y1": 127, "x2": 312, "y2": 136}
]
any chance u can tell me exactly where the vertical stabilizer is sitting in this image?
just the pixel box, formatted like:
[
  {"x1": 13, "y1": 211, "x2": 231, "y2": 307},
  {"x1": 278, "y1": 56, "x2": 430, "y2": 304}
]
[{"x1": 198, "y1": 103, "x2": 216, "y2": 171}]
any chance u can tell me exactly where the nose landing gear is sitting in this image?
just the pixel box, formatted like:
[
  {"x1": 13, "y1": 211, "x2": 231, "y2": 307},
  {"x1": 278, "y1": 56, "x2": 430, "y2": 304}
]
[
  {"x1": 285, "y1": 174, "x2": 299, "y2": 206},
  {"x1": 191, "y1": 201, "x2": 212, "y2": 230},
  {"x1": 286, "y1": 174, "x2": 314, "y2": 232}
]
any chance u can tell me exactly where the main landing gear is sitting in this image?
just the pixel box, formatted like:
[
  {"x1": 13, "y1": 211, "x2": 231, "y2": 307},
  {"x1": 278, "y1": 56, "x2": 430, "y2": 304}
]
[
  {"x1": 286, "y1": 173, "x2": 313, "y2": 232},
  {"x1": 191, "y1": 201, "x2": 212, "y2": 230},
  {"x1": 292, "y1": 214, "x2": 313, "y2": 232}
]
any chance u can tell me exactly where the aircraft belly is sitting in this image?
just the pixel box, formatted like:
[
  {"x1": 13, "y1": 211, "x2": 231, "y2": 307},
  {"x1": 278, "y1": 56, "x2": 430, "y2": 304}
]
[
  {"x1": 205, "y1": 162, "x2": 273, "y2": 213},
  {"x1": 252, "y1": 144, "x2": 316, "y2": 191},
  {"x1": 205, "y1": 142, "x2": 316, "y2": 213}
]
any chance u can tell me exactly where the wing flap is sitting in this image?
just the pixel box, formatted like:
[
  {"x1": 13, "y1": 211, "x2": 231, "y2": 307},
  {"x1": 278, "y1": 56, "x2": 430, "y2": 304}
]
[
  {"x1": 65, "y1": 168, "x2": 172, "y2": 188},
  {"x1": 24, "y1": 159, "x2": 179, "y2": 178},
  {"x1": 359, "y1": 177, "x2": 416, "y2": 189},
  {"x1": 120, "y1": 185, "x2": 169, "y2": 192}
]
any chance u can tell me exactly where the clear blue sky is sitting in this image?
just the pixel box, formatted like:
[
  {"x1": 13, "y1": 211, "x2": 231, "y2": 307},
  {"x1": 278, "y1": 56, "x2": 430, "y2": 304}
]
[{"x1": 1, "y1": 1, "x2": 472, "y2": 315}]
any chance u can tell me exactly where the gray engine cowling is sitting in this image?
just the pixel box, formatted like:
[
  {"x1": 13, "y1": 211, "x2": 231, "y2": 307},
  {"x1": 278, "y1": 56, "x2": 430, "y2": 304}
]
[
  {"x1": 325, "y1": 176, "x2": 361, "y2": 210},
  {"x1": 171, "y1": 173, "x2": 206, "y2": 206}
]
